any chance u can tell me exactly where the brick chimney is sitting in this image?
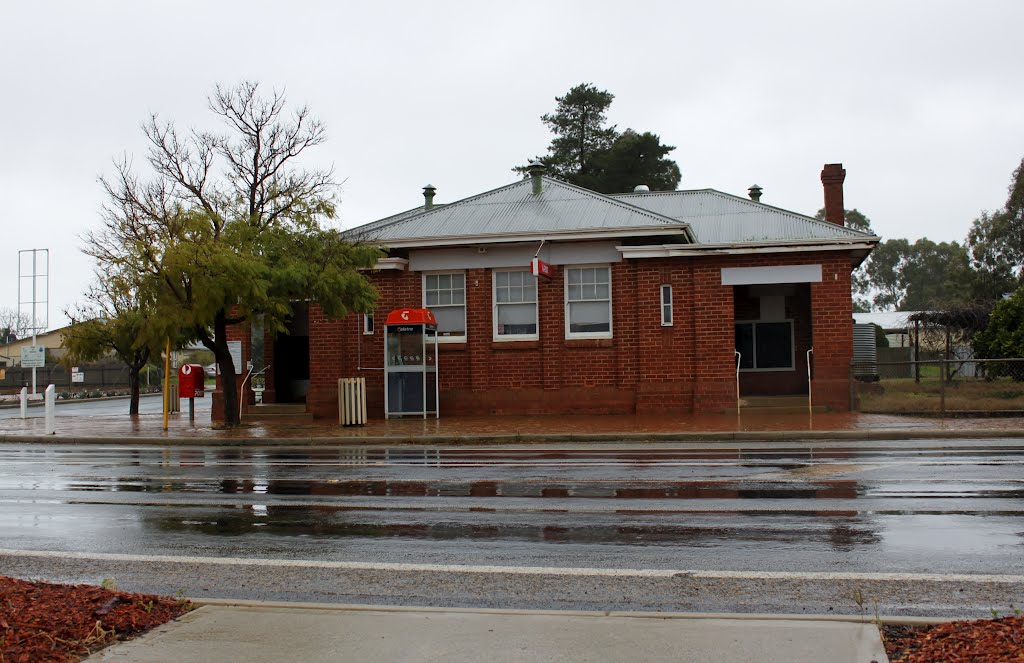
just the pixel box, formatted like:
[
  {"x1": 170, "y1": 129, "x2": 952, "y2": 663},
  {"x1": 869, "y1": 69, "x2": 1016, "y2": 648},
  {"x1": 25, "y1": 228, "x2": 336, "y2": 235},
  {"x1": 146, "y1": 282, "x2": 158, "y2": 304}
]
[{"x1": 820, "y1": 163, "x2": 846, "y2": 225}]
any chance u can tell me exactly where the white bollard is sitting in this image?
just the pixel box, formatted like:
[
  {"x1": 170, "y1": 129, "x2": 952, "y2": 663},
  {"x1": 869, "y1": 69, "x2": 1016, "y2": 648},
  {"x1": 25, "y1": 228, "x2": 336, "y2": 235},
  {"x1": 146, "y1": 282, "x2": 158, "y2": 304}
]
[
  {"x1": 20, "y1": 387, "x2": 28, "y2": 419},
  {"x1": 44, "y1": 384, "x2": 56, "y2": 435}
]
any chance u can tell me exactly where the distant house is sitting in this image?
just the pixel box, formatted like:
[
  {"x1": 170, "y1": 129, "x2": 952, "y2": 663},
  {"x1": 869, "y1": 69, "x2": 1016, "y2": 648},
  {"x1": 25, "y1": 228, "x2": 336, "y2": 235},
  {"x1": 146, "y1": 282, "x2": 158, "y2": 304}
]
[
  {"x1": 219, "y1": 163, "x2": 877, "y2": 420},
  {"x1": 0, "y1": 326, "x2": 68, "y2": 367}
]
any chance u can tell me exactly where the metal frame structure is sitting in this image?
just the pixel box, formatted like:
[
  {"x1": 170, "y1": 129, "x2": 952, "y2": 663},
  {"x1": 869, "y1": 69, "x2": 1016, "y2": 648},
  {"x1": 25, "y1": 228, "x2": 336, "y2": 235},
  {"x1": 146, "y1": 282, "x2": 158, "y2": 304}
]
[{"x1": 18, "y1": 248, "x2": 49, "y2": 394}]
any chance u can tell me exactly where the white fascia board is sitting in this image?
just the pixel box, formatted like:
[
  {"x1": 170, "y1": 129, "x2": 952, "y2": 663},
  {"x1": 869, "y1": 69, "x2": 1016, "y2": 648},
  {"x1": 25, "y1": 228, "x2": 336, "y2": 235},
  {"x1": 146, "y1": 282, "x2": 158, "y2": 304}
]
[
  {"x1": 378, "y1": 225, "x2": 692, "y2": 249},
  {"x1": 369, "y1": 257, "x2": 409, "y2": 271},
  {"x1": 616, "y1": 241, "x2": 878, "y2": 259}
]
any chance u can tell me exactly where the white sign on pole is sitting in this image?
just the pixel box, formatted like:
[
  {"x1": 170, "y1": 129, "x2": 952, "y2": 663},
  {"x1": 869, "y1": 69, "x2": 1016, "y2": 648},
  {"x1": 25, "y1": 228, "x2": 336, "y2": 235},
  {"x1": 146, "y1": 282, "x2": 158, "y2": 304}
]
[
  {"x1": 21, "y1": 346, "x2": 45, "y2": 368},
  {"x1": 71, "y1": 372, "x2": 84, "y2": 383},
  {"x1": 227, "y1": 341, "x2": 243, "y2": 374}
]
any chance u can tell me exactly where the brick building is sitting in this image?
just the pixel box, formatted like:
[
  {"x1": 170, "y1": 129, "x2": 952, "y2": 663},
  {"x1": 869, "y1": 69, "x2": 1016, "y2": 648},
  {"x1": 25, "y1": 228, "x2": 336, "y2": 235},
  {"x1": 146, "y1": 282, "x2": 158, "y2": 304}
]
[{"x1": 221, "y1": 162, "x2": 877, "y2": 420}]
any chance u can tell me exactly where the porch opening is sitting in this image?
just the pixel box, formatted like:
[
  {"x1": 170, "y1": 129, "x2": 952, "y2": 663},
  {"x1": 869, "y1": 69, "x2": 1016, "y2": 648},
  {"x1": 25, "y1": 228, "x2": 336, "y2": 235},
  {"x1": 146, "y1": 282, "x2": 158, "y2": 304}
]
[{"x1": 732, "y1": 283, "x2": 811, "y2": 397}]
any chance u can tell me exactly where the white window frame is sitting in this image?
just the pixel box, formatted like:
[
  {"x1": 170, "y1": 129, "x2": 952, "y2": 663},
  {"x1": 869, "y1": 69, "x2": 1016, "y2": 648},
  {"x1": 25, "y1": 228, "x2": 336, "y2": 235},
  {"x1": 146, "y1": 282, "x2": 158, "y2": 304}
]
[
  {"x1": 564, "y1": 264, "x2": 613, "y2": 340},
  {"x1": 363, "y1": 313, "x2": 374, "y2": 335},
  {"x1": 735, "y1": 319, "x2": 796, "y2": 372},
  {"x1": 492, "y1": 269, "x2": 539, "y2": 341},
  {"x1": 660, "y1": 284, "x2": 673, "y2": 327},
  {"x1": 423, "y1": 271, "x2": 467, "y2": 342}
]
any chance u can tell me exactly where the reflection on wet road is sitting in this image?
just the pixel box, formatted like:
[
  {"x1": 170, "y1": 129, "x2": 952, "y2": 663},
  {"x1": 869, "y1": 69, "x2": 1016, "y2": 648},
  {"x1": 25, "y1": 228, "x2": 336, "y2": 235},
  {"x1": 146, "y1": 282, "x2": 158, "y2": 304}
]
[{"x1": 2, "y1": 441, "x2": 1023, "y2": 575}]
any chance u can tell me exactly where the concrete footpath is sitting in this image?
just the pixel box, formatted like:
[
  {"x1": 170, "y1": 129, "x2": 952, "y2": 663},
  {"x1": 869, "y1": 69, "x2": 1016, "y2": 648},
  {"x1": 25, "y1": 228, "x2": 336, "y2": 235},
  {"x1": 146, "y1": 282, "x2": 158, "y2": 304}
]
[{"x1": 87, "y1": 604, "x2": 891, "y2": 663}]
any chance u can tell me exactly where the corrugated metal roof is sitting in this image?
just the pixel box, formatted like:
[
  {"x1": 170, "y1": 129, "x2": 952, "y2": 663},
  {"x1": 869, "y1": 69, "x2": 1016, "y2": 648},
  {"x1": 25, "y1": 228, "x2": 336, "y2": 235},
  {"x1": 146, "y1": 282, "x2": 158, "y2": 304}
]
[
  {"x1": 349, "y1": 178, "x2": 878, "y2": 248},
  {"x1": 611, "y1": 189, "x2": 876, "y2": 244},
  {"x1": 347, "y1": 177, "x2": 690, "y2": 244},
  {"x1": 853, "y1": 311, "x2": 921, "y2": 329}
]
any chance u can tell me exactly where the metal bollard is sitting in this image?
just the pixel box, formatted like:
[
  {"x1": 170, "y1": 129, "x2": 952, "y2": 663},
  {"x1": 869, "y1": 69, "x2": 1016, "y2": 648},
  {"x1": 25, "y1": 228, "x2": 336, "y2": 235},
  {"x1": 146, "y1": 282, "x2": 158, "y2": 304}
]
[
  {"x1": 20, "y1": 387, "x2": 27, "y2": 419},
  {"x1": 44, "y1": 384, "x2": 56, "y2": 435}
]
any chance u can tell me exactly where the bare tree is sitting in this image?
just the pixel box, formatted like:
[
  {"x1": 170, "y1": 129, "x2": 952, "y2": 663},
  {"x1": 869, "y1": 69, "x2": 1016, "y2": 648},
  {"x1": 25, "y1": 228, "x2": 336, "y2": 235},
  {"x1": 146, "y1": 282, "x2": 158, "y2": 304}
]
[
  {"x1": 0, "y1": 307, "x2": 31, "y2": 365},
  {"x1": 85, "y1": 81, "x2": 379, "y2": 426}
]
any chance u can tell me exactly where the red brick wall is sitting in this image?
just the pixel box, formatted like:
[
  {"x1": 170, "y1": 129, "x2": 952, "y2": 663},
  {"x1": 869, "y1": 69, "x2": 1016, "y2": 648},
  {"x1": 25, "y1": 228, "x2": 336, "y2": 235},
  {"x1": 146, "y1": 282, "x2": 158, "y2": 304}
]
[
  {"x1": 810, "y1": 255, "x2": 854, "y2": 410},
  {"x1": 226, "y1": 250, "x2": 857, "y2": 419}
]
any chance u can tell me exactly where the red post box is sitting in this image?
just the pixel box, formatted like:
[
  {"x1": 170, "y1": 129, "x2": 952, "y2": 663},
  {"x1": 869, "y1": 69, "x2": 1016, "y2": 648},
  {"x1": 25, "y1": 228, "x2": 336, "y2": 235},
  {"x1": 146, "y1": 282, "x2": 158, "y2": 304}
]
[{"x1": 178, "y1": 364, "x2": 205, "y2": 398}]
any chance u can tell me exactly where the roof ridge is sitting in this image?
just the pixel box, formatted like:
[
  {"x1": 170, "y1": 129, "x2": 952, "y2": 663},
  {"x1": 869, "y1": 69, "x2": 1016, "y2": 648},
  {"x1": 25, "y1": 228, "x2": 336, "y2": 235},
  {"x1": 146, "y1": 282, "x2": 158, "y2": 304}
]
[
  {"x1": 615, "y1": 188, "x2": 876, "y2": 239},
  {"x1": 537, "y1": 177, "x2": 695, "y2": 227},
  {"x1": 351, "y1": 175, "x2": 692, "y2": 241},
  {"x1": 348, "y1": 178, "x2": 535, "y2": 239}
]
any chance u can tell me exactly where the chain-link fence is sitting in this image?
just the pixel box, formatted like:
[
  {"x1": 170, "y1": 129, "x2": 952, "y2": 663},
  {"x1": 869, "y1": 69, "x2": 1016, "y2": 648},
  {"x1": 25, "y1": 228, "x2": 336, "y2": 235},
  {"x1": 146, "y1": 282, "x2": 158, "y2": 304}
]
[
  {"x1": 854, "y1": 358, "x2": 1024, "y2": 415},
  {"x1": 0, "y1": 363, "x2": 166, "y2": 396}
]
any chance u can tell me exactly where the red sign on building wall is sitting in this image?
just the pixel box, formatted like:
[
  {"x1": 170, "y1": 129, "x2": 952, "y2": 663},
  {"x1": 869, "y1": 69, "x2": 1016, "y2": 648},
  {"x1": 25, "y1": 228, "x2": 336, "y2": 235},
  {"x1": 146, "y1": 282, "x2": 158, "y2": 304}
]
[{"x1": 531, "y1": 257, "x2": 554, "y2": 280}]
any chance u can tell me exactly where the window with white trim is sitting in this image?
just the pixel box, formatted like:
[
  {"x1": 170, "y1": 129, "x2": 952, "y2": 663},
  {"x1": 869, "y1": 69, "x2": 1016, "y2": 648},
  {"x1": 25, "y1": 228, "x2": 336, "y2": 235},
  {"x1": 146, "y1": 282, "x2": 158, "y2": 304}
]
[
  {"x1": 735, "y1": 320, "x2": 794, "y2": 370},
  {"x1": 424, "y1": 272, "x2": 466, "y2": 339},
  {"x1": 363, "y1": 313, "x2": 374, "y2": 335},
  {"x1": 565, "y1": 266, "x2": 612, "y2": 338},
  {"x1": 493, "y1": 270, "x2": 538, "y2": 339},
  {"x1": 660, "y1": 284, "x2": 673, "y2": 326}
]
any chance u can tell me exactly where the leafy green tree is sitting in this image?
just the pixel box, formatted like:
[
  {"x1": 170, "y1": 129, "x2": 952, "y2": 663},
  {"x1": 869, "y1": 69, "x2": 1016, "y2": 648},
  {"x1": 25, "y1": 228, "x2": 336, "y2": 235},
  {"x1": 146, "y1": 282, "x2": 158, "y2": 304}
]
[
  {"x1": 899, "y1": 239, "x2": 972, "y2": 310},
  {"x1": 966, "y1": 157, "x2": 1024, "y2": 302},
  {"x1": 973, "y1": 286, "x2": 1024, "y2": 363},
  {"x1": 864, "y1": 238, "x2": 909, "y2": 311},
  {"x1": 595, "y1": 130, "x2": 680, "y2": 193},
  {"x1": 63, "y1": 272, "x2": 165, "y2": 414},
  {"x1": 86, "y1": 82, "x2": 382, "y2": 427},
  {"x1": 814, "y1": 208, "x2": 874, "y2": 233},
  {"x1": 850, "y1": 235, "x2": 971, "y2": 312},
  {"x1": 535, "y1": 83, "x2": 618, "y2": 187},
  {"x1": 520, "y1": 83, "x2": 680, "y2": 193}
]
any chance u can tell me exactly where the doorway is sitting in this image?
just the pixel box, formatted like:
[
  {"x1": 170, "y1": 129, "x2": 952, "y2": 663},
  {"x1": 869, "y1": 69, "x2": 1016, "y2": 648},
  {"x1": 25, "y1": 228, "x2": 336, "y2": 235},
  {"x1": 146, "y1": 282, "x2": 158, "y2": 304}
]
[{"x1": 272, "y1": 302, "x2": 310, "y2": 403}]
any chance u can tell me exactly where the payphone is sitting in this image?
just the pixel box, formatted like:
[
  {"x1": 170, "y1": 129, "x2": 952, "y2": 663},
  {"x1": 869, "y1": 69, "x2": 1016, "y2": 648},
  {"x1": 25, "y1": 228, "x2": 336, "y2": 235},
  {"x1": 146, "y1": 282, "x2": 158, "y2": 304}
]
[{"x1": 384, "y1": 308, "x2": 439, "y2": 419}]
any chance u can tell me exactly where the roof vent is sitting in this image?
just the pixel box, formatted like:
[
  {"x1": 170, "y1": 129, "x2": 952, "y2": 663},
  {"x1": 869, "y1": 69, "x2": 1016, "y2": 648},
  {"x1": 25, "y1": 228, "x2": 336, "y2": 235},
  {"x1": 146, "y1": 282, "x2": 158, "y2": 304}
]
[
  {"x1": 423, "y1": 184, "x2": 436, "y2": 211},
  {"x1": 527, "y1": 161, "x2": 546, "y2": 195},
  {"x1": 748, "y1": 184, "x2": 762, "y2": 202},
  {"x1": 633, "y1": 184, "x2": 651, "y2": 193}
]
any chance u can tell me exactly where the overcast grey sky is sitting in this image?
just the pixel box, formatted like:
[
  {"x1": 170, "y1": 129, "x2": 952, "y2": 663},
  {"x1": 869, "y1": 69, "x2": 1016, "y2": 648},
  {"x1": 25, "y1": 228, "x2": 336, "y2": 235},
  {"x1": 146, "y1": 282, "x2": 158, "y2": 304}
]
[{"x1": 3, "y1": 0, "x2": 1023, "y2": 329}]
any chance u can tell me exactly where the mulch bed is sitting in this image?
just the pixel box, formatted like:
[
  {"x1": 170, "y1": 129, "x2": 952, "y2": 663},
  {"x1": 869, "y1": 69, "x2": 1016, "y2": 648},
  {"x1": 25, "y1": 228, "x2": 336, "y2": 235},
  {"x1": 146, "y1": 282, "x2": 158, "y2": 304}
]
[
  {"x1": 0, "y1": 575, "x2": 192, "y2": 663},
  {"x1": 884, "y1": 616, "x2": 1024, "y2": 662}
]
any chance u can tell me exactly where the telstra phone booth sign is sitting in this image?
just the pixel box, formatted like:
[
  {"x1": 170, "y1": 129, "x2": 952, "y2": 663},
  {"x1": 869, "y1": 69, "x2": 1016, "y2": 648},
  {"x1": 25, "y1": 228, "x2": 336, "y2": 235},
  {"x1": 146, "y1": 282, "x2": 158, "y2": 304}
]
[{"x1": 384, "y1": 308, "x2": 439, "y2": 419}]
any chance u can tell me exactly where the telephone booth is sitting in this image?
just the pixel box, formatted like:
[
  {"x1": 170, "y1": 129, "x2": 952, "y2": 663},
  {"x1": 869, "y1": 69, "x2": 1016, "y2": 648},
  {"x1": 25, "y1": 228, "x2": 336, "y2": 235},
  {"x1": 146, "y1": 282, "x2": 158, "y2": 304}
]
[{"x1": 384, "y1": 308, "x2": 439, "y2": 419}]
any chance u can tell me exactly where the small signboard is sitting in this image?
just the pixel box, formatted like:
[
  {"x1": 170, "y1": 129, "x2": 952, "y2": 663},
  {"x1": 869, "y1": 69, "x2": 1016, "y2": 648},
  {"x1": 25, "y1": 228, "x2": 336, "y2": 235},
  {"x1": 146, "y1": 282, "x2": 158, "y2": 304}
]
[
  {"x1": 21, "y1": 346, "x2": 45, "y2": 368},
  {"x1": 227, "y1": 341, "x2": 243, "y2": 374},
  {"x1": 531, "y1": 257, "x2": 554, "y2": 280},
  {"x1": 71, "y1": 372, "x2": 84, "y2": 383}
]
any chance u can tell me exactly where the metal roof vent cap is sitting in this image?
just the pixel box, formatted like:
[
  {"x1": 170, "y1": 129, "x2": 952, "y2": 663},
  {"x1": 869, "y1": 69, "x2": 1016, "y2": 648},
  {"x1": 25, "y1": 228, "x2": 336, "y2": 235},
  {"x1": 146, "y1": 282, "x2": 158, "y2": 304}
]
[
  {"x1": 748, "y1": 184, "x2": 763, "y2": 202},
  {"x1": 633, "y1": 184, "x2": 651, "y2": 192},
  {"x1": 423, "y1": 184, "x2": 436, "y2": 210},
  {"x1": 527, "y1": 160, "x2": 546, "y2": 195}
]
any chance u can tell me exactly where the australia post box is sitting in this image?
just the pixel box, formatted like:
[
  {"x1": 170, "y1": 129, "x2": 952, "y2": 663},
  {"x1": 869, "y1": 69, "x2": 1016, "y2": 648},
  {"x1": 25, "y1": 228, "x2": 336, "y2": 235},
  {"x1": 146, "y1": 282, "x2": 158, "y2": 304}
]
[{"x1": 178, "y1": 364, "x2": 205, "y2": 398}]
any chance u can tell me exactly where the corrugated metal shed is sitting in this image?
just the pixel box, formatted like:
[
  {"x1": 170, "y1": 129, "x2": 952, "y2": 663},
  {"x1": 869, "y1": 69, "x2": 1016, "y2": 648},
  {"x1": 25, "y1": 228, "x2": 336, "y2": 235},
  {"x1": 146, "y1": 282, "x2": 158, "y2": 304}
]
[
  {"x1": 347, "y1": 177, "x2": 690, "y2": 244},
  {"x1": 611, "y1": 190, "x2": 876, "y2": 244}
]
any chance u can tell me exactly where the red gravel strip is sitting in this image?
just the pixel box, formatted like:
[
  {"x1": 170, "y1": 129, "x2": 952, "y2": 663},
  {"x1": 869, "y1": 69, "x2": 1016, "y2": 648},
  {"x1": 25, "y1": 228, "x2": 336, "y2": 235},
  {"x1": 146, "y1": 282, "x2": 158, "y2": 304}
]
[
  {"x1": 884, "y1": 616, "x2": 1024, "y2": 662},
  {"x1": 0, "y1": 575, "x2": 192, "y2": 663}
]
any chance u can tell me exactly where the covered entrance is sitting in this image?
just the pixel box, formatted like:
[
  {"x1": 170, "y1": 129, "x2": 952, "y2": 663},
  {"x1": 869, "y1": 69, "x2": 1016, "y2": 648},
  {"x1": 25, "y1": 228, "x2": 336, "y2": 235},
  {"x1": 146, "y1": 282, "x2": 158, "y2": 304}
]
[
  {"x1": 721, "y1": 264, "x2": 821, "y2": 400},
  {"x1": 732, "y1": 282, "x2": 812, "y2": 397}
]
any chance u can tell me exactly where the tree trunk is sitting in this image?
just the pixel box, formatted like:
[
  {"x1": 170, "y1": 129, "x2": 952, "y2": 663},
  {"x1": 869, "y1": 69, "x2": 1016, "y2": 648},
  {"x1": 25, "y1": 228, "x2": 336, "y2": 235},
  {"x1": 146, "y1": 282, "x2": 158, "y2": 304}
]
[
  {"x1": 213, "y1": 312, "x2": 240, "y2": 427},
  {"x1": 128, "y1": 365, "x2": 141, "y2": 415}
]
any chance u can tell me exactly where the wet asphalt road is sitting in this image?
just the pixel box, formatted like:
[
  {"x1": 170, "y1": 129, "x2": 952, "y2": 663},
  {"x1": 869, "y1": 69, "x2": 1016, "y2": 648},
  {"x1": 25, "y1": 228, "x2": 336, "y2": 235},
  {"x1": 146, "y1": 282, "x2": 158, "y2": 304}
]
[{"x1": 1, "y1": 440, "x2": 1023, "y2": 617}]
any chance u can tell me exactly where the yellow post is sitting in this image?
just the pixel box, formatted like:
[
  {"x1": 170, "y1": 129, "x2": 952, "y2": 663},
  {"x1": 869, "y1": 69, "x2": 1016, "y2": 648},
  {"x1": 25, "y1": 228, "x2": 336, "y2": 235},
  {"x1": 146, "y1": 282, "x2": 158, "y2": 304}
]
[{"x1": 162, "y1": 338, "x2": 170, "y2": 431}]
